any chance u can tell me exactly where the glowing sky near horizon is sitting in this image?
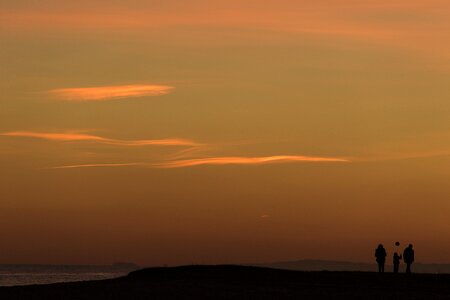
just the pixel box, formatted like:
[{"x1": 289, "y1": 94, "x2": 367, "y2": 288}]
[{"x1": 1, "y1": 0, "x2": 450, "y2": 266}]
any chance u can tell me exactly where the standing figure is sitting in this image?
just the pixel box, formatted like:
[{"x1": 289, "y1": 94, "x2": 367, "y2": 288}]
[
  {"x1": 393, "y1": 252, "x2": 402, "y2": 273},
  {"x1": 375, "y1": 244, "x2": 387, "y2": 273},
  {"x1": 403, "y1": 244, "x2": 415, "y2": 274}
]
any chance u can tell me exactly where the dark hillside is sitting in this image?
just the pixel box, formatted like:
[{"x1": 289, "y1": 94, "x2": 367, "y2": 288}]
[{"x1": 1, "y1": 265, "x2": 450, "y2": 299}]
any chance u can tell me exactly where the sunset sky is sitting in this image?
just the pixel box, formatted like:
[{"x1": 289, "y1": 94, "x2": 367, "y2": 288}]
[{"x1": 1, "y1": 0, "x2": 450, "y2": 266}]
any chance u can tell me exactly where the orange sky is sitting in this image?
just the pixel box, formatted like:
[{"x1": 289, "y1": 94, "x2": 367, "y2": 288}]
[{"x1": 1, "y1": 0, "x2": 450, "y2": 265}]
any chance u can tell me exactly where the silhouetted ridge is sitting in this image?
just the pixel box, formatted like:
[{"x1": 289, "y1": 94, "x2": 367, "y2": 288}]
[
  {"x1": 3, "y1": 265, "x2": 450, "y2": 299},
  {"x1": 128, "y1": 264, "x2": 291, "y2": 280}
]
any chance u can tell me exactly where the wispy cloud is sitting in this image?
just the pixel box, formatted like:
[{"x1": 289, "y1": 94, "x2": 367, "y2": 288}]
[
  {"x1": 155, "y1": 155, "x2": 349, "y2": 168},
  {"x1": 2, "y1": 131, "x2": 107, "y2": 142},
  {"x1": 3, "y1": 132, "x2": 349, "y2": 169},
  {"x1": 46, "y1": 155, "x2": 348, "y2": 170},
  {"x1": 48, "y1": 84, "x2": 174, "y2": 101},
  {"x1": 3, "y1": 2, "x2": 450, "y2": 64},
  {"x1": 49, "y1": 163, "x2": 144, "y2": 169},
  {"x1": 1, "y1": 131, "x2": 198, "y2": 147}
]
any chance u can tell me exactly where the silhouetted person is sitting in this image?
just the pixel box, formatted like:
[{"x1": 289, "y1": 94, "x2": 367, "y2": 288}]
[
  {"x1": 375, "y1": 244, "x2": 387, "y2": 273},
  {"x1": 393, "y1": 252, "x2": 402, "y2": 273},
  {"x1": 403, "y1": 244, "x2": 415, "y2": 274}
]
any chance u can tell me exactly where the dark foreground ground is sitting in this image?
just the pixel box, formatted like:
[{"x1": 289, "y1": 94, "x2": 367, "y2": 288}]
[{"x1": 1, "y1": 265, "x2": 450, "y2": 299}]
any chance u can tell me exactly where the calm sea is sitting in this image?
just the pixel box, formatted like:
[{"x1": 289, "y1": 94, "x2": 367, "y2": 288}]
[{"x1": 0, "y1": 264, "x2": 139, "y2": 286}]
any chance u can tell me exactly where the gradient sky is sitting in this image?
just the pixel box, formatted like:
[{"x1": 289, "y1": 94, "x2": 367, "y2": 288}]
[{"x1": 1, "y1": 0, "x2": 450, "y2": 265}]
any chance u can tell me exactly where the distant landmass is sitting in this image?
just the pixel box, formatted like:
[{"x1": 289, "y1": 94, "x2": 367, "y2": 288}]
[{"x1": 252, "y1": 259, "x2": 450, "y2": 274}]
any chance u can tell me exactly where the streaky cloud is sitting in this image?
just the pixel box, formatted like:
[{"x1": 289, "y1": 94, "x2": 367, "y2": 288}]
[
  {"x1": 49, "y1": 163, "x2": 144, "y2": 169},
  {"x1": 155, "y1": 155, "x2": 350, "y2": 168},
  {"x1": 2, "y1": 131, "x2": 108, "y2": 142},
  {"x1": 3, "y1": 3, "x2": 450, "y2": 66},
  {"x1": 110, "y1": 139, "x2": 197, "y2": 147},
  {"x1": 48, "y1": 84, "x2": 173, "y2": 101},
  {"x1": 1, "y1": 131, "x2": 198, "y2": 147},
  {"x1": 48, "y1": 155, "x2": 348, "y2": 170}
]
